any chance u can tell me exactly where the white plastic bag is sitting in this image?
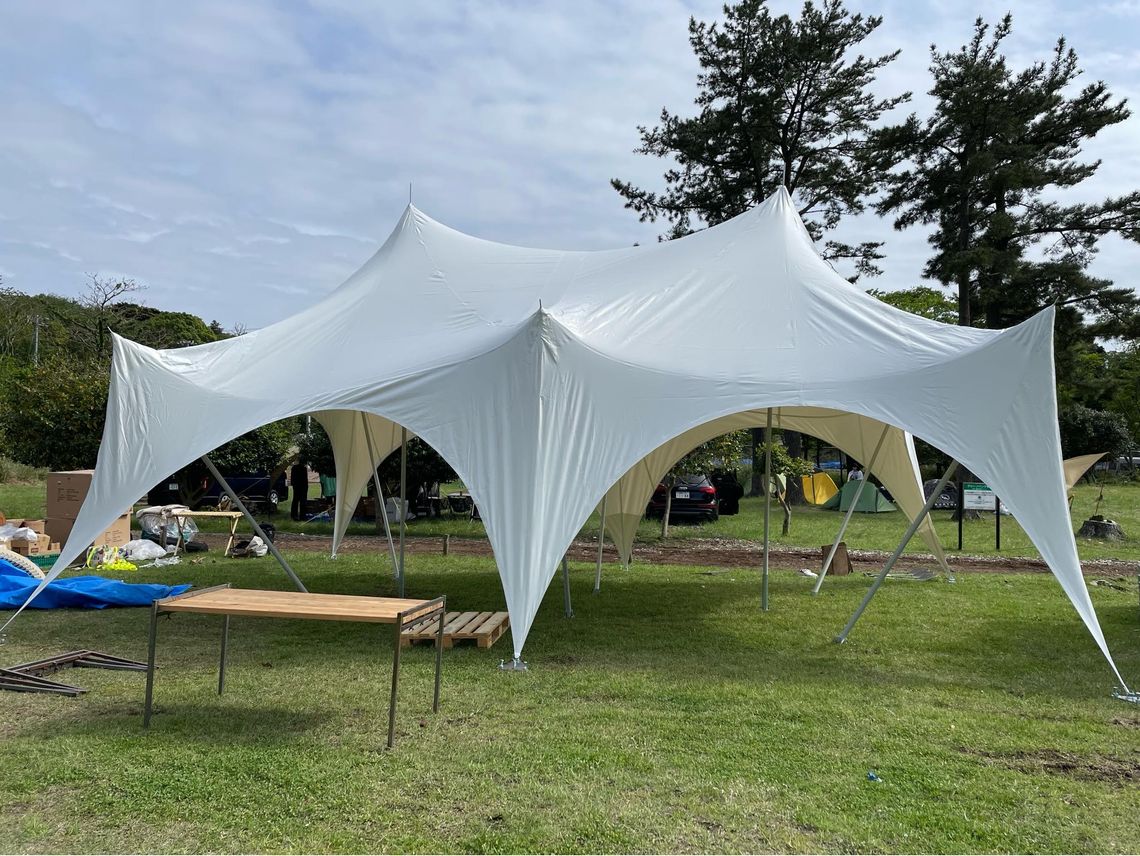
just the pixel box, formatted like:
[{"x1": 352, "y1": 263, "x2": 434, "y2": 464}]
[{"x1": 121, "y1": 539, "x2": 169, "y2": 561}]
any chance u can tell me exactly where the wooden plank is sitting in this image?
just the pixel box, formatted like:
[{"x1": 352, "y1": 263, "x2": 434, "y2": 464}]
[
  {"x1": 471, "y1": 611, "x2": 508, "y2": 637},
  {"x1": 442, "y1": 611, "x2": 480, "y2": 635},
  {"x1": 452, "y1": 611, "x2": 492, "y2": 637}
]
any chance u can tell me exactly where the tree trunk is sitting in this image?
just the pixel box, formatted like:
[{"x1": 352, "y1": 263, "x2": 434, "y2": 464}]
[
  {"x1": 779, "y1": 490, "x2": 792, "y2": 535},
  {"x1": 783, "y1": 429, "x2": 806, "y2": 505},
  {"x1": 661, "y1": 480, "x2": 673, "y2": 539},
  {"x1": 749, "y1": 427, "x2": 763, "y2": 496}
]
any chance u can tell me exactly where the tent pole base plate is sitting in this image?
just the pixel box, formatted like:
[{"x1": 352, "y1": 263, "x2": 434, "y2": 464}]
[
  {"x1": 499, "y1": 657, "x2": 528, "y2": 672},
  {"x1": 1113, "y1": 686, "x2": 1140, "y2": 705}
]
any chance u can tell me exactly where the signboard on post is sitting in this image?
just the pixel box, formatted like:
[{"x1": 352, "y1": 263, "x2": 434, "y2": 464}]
[{"x1": 962, "y1": 482, "x2": 995, "y2": 511}]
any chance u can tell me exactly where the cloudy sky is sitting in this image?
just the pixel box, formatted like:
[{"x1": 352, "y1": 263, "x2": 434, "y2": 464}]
[{"x1": 2, "y1": 0, "x2": 1139, "y2": 330}]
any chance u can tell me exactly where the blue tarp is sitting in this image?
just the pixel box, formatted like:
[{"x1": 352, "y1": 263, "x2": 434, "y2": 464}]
[{"x1": 0, "y1": 559, "x2": 190, "y2": 610}]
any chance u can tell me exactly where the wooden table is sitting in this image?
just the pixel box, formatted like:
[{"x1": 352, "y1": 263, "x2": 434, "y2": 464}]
[
  {"x1": 160, "y1": 510, "x2": 244, "y2": 555},
  {"x1": 143, "y1": 585, "x2": 446, "y2": 748}
]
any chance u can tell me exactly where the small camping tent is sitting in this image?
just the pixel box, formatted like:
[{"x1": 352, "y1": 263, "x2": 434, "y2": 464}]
[
  {"x1": 802, "y1": 472, "x2": 839, "y2": 506},
  {"x1": 822, "y1": 478, "x2": 895, "y2": 513}
]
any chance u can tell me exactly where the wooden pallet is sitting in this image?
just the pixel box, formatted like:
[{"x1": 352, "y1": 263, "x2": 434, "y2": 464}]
[{"x1": 400, "y1": 610, "x2": 509, "y2": 650}]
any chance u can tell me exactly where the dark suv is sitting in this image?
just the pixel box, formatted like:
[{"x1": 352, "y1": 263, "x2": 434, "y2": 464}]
[
  {"x1": 147, "y1": 471, "x2": 288, "y2": 512},
  {"x1": 646, "y1": 474, "x2": 719, "y2": 522}
]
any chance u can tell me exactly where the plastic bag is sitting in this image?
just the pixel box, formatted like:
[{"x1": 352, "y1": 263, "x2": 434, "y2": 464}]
[
  {"x1": 135, "y1": 505, "x2": 198, "y2": 541},
  {"x1": 0, "y1": 525, "x2": 38, "y2": 542},
  {"x1": 121, "y1": 539, "x2": 169, "y2": 561}
]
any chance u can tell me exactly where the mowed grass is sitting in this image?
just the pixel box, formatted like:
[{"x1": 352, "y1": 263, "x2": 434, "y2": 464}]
[{"x1": 0, "y1": 552, "x2": 1138, "y2": 853}]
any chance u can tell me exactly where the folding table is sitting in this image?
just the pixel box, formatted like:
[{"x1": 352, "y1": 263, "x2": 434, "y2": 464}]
[{"x1": 143, "y1": 585, "x2": 445, "y2": 748}]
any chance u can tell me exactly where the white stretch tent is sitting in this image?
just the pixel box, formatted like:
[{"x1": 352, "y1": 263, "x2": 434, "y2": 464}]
[{"x1": 6, "y1": 188, "x2": 1127, "y2": 686}]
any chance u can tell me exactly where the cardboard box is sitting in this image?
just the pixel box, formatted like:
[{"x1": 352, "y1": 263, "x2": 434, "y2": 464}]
[
  {"x1": 46, "y1": 470, "x2": 94, "y2": 521},
  {"x1": 45, "y1": 514, "x2": 131, "y2": 550},
  {"x1": 11, "y1": 533, "x2": 53, "y2": 556},
  {"x1": 13, "y1": 519, "x2": 46, "y2": 534}
]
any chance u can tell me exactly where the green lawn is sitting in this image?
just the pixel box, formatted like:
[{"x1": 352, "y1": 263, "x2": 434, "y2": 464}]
[{"x1": 0, "y1": 552, "x2": 1137, "y2": 853}]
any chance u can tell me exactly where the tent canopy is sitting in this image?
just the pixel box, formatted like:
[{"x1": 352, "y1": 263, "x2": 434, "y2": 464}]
[{"x1": 9, "y1": 188, "x2": 1124, "y2": 685}]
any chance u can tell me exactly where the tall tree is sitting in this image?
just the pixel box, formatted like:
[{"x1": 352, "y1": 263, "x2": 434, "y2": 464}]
[
  {"x1": 875, "y1": 15, "x2": 1140, "y2": 336},
  {"x1": 612, "y1": 0, "x2": 908, "y2": 274},
  {"x1": 613, "y1": 0, "x2": 909, "y2": 495}
]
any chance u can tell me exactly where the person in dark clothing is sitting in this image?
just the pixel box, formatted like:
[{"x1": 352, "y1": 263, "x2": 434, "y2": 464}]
[{"x1": 290, "y1": 461, "x2": 309, "y2": 521}]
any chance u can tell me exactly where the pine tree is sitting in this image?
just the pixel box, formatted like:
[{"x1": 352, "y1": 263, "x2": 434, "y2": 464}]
[
  {"x1": 612, "y1": 0, "x2": 909, "y2": 277},
  {"x1": 875, "y1": 15, "x2": 1140, "y2": 335}
]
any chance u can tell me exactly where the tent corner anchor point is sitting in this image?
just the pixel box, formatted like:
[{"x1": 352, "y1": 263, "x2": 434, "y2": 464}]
[
  {"x1": 1113, "y1": 686, "x2": 1140, "y2": 705},
  {"x1": 499, "y1": 657, "x2": 528, "y2": 672}
]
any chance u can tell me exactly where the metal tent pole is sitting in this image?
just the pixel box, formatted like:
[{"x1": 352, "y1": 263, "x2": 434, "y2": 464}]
[
  {"x1": 361, "y1": 413, "x2": 399, "y2": 579},
  {"x1": 593, "y1": 495, "x2": 607, "y2": 594},
  {"x1": 762, "y1": 407, "x2": 773, "y2": 611},
  {"x1": 814, "y1": 424, "x2": 890, "y2": 595},
  {"x1": 562, "y1": 554, "x2": 573, "y2": 618},
  {"x1": 834, "y1": 460, "x2": 959, "y2": 643},
  {"x1": 398, "y1": 427, "x2": 407, "y2": 598},
  {"x1": 201, "y1": 455, "x2": 307, "y2": 592}
]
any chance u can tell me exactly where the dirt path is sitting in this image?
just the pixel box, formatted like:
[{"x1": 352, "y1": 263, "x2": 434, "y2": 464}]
[{"x1": 201, "y1": 531, "x2": 1140, "y2": 578}]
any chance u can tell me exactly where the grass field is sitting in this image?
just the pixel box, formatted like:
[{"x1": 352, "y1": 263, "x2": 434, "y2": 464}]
[{"x1": 1, "y1": 552, "x2": 1138, "y2": 853}]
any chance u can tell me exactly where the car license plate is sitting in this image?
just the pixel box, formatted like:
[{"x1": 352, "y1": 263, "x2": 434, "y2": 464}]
[{"x1": 675, "y1": 490, "x2": 690, "y2": 499}]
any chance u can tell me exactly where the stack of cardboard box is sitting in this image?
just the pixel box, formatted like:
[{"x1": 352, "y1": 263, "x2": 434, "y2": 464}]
[
  {"x1": 44, "y1": 470, "x2": 132, "y2": 552},
  {"x1": 0, "y1": 519, "x2": 58, "y2": 556}
]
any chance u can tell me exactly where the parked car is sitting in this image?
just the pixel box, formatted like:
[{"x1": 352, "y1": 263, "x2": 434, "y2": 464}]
[
  {"x1": 646, "y1": 474, "x2": 719, "y2": 522},
  {"x1": 710, "y1": 469, "x2": 744, "y2": 515},
  {"x1": 147, "y1": 471, "x2": 288, "y2": 512}
]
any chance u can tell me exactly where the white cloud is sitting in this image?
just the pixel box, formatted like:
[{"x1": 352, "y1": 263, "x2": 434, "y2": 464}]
[{"x1": 0, "y1": 0, "x2": 1136, "y2": 327}]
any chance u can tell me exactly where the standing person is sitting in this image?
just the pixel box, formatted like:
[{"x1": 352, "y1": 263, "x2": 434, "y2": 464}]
[
  {"x1": 848, "y1": 464, "x2": 864, "y2": 481},
  {"x1": 290, "y1": 459, "x2": 309, "y2": 521}
]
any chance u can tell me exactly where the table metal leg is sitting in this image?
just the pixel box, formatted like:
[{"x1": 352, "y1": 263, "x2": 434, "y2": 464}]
[
  {"x1": 218, "y1": 615, "x2": 230, "y2": 695},
  {"x1": 143, "y1": 602, "x2": 160, "y2": 728},
  {"x1": 388, "y1": 615, "x2": 403, "y2": 749},
  {"x1": 433, "y1": 603, "x2": 445, "y2": 713}
]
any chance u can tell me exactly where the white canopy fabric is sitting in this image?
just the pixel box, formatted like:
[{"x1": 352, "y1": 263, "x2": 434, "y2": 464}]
[
  {"x1": 598, "y1": 408, "x2": 950, "y2": 574},
  {"x1": 314, "y1": 409, "x2": 409, "y2": 553},
  {"x1": 7, "y1": 188, "x2": 1124, "y2": 685}
]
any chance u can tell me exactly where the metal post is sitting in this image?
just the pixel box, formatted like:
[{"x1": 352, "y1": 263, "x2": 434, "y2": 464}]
[
  {"x1": 835, "y1": 461, "x2": 959, "y2": 643},
  {"x1": 433, "y1": 599, "x2": 445, "y2": 713},
  {"x1": 388, "y1": 613, "x2": 403, "y2": 749},
  {"x1": 995, "y1": 495, "x2": 1001, "y2": 551},
  {"x1": 957, "y1": 478, "x2": 964, "y2": 551},
  {"x1": 218, "y1": 615, "x2": 230, "y2": 695},
  {"x1": 143, "y1": 601, "x2": 159, "y2": 728},
  {"x1": 361, "y1": 414, "x2": 399, "y2": 579},
  {"x1": 201, "y1": 455, "x2": 307, "y2": 593},
  {"x1": 398, "y1": 428, "x2": 407, "y2": 598},
  {"x1": 593, "y1": 495, "x2": 607, "y2": 594},
  {"x1": 814, "y1": 424, "x2": 890, "y2": 595},
  {"x1": 762, "y1": 407, "x2": 772, "y2": 611},
  {"x1": 562, "y1": 554, "x2": 573, "y2": 618}
]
